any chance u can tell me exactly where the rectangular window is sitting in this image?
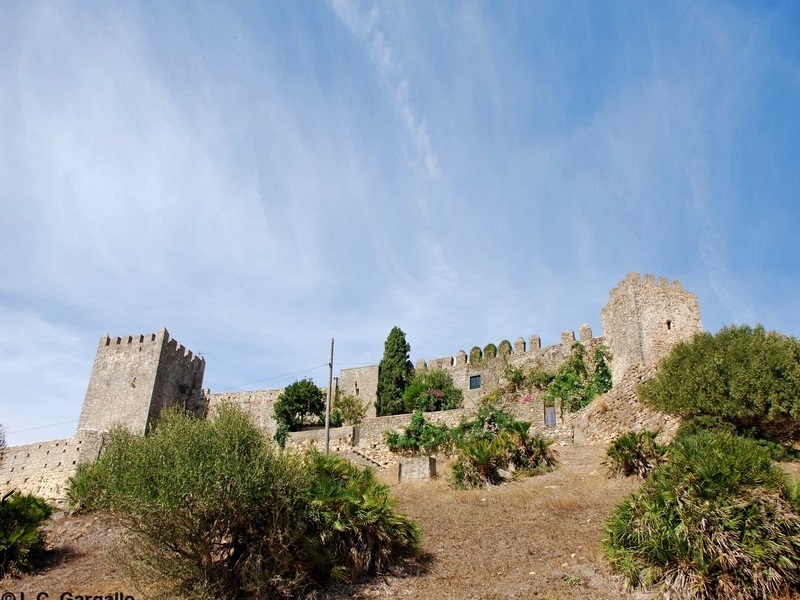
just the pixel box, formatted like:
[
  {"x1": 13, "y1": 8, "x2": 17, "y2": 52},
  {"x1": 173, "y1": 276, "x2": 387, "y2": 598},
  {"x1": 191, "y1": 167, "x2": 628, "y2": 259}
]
[{"x1": 469, "y1": 375, "x2": 481, "y2": 390}]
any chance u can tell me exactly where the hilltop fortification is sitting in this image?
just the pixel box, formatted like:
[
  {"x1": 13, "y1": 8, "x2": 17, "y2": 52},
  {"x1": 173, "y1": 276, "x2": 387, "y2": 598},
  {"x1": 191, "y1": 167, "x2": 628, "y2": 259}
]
[{"x1": 1, "y1": 272, "x2": 702, "y2": 501}]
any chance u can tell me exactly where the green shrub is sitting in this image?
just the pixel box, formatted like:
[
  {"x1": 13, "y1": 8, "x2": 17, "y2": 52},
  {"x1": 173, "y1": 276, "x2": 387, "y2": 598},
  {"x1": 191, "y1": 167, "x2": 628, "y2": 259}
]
[
  {"x1": 589, "y1": 345, "x2": 613, "y2": 397},
  {"x1": 449, "y1": 411, "x2": 556, "y2": 489},
  {"x1": 401, "y1": 368, "x2": 463, "y2": 413},
  {"x1": 331, "y1": 390, "x2": 367, "y2": 426},
  {"x1": 453, "y1": 404, "x2": 517, "y2": 443},
  {"x1": 498, "y1": 420, "x2": 557, "y2": 475},
  {"x1": 605, "y1": 430, "x2": 666, "y2": 478},
  {"x1": 603, "y1": 430, "x2": 800, "y2": 598},
  {"x1": 69, "y1": 405, "x2": 419, "y2": 598},
  {"x1": 273, "y1": 378, "x2": 325, "y2": 433},
  {"x1": 0, "y1": 491, "x2": 53, "y2": 577},
  {"x1": 639, "y1": 324, "x2": 800, "y2": 443},
  {"x1": 503, "y1": 363, "x2": 526, "y2": 394},
  {"x1": 305, "y1": 451, "x2": 421, "y2": 583},
  {"x1": 450, "y1": 438, "x2": 505, "y2": 489},
  {"x1": 384, "y1": 410, "x2": 451, "y2": 455}
]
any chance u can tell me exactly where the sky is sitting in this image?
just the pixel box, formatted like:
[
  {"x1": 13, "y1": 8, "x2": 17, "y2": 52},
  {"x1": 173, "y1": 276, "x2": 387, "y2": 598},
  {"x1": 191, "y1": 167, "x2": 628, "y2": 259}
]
[{"x1": 2, "y1": 1, "x2": 799, "y2": 446}]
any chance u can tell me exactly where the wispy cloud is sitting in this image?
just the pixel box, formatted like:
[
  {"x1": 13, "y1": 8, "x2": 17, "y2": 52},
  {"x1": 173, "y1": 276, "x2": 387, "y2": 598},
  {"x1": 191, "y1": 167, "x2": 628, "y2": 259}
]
[{"x1": 329, "y1": 0, "x2": 439, "y2": 178}]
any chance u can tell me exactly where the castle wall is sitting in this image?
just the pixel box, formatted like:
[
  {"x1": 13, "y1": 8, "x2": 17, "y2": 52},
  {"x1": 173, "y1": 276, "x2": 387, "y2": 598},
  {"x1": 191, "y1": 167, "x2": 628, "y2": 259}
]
[
  {"x1": 206, "y1": 389, "x2": 283, "y2": 435},
  {"x1": 0, "y1": 430, "x2": 107, "y2": 503},
  {"x1": 414, "y1": 327, "x2": 604, "y2": 405},
  {"x1": 338, "y1": 365, "x2": 379, "y2": 418},
  {"x1": 601, "y1": 272, "x2": 702, "y2": 383},
  {"x1": 283, "y1": 396, "x2": 574, "y2": 468}
]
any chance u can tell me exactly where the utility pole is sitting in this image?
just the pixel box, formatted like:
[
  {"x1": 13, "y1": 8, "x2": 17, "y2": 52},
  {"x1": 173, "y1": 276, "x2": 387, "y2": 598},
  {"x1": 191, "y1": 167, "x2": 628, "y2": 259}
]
[{"x1": 324, "y1": 337, "x2": 334, "y2": 454}]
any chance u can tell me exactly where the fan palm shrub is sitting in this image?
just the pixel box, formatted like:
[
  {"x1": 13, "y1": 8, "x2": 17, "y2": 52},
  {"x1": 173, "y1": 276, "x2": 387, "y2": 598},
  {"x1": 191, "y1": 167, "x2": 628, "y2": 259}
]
[{"x1": 604, "y1": 430, "x2": 800, "y2": 599}]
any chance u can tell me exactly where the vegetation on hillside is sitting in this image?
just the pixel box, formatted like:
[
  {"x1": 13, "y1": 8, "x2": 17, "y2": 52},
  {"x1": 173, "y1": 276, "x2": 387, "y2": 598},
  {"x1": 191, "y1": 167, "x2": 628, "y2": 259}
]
[
  {"x1": 0, "y1": 424, "x2": 54, "y2": 578},
  {"x1": 401, "y1": 368, "x2": 463, "y2": 413},
  {"x1": 639, "y1": 324, "x2": 800, "y2": 443},
  {"x1": 376, "y1": 326, "x2": 414, "y2": 416},
  {"x1": 273, "y1": 378, "x2": 325, "y2": 445},
  {"x1": 385, "y1": 404, "x2": 556, "y2": 489},
  {"x1": 604, "y1": 430, "x2": 666, "y2": 479},
  {"x1": 605, "y1": 325, "x2": 800, "y2": 598},
  {"x1": 68, "y1": 406, "x2": 420, "y2": 599},
  {"x1": 604, "y1": 430, "x2": 800, "y2": 599}
]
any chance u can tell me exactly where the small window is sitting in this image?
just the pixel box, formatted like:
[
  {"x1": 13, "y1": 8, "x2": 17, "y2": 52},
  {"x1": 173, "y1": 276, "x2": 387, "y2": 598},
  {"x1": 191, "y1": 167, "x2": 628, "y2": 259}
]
[{"x1": 469, "y1": 375, "x2": 481, "y2": 390}]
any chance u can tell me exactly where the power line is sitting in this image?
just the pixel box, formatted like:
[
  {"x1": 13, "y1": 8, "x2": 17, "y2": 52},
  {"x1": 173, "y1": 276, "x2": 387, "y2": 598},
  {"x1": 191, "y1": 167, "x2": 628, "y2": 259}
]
[
  {"x1": 217, "y1": 363, "x2": 328, "y2": 392},
  {"x1": 8, "y1": 420, "x2": 78, "y2": 435}
]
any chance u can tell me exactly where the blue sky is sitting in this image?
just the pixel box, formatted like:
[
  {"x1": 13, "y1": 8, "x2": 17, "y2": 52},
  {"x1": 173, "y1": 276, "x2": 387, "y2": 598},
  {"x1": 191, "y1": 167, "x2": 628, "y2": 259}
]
[{"x1": 2, "y1": 1, "x2": 799, "y2": 446}]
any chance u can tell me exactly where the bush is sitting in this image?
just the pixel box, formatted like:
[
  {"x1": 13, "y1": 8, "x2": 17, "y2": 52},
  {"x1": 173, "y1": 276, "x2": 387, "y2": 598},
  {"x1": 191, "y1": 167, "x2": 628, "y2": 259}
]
[
  {"x1": 603, "y1": 430, "x2": 800, "y2": 598},
  {"x1": 453, "y1": 404, "x2": 517, "y2": 443},
  {"x1": 534, "y1": 343, "x2": 613, "y2": 414},
  {"x1": 305, "y1": 451, "x2": 421, "y2": 583},
  {"x1": 639, "y1": 324, "x2": 800, "y2": 443},
  {"x1": 0, "y1": 491, "x2": 53, "y2": 577},
  {"x1": 450, "y1": 438, "x2": 506, "y2": 489},
  {"x1": 273, "y1": 378, "x2": 325, "y2": 435},
  {"x1": 401, "y1": 369, "x2": 463, "y2": 413},
  {"x1": 330, "y1": 390, "x2": 367, "y2": 426},
  {"x1": 449, "y1": 408, "x2": 556, "y2": 489},
  {"x1": 605, "y1": 430, "x2": 666, "y2": 478},
  {"x1": 385, "y1": 410, "x2": 451, "y2": 455},
  {"x1": 68, "y1": 406, "x2": 419, "y2": 598}
]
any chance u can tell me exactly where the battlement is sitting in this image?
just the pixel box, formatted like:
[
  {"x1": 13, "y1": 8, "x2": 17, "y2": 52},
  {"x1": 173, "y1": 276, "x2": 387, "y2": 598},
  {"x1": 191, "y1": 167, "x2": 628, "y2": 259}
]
[
  {"x1": 98, "y1": 328, "x2": 205, "y2": 366},
  {"x1": 421, "y1": 327, "x2": 591, "y2": 369},
  {"x1": 613, "y1": 271, "x2": 684, "y2": 294}
]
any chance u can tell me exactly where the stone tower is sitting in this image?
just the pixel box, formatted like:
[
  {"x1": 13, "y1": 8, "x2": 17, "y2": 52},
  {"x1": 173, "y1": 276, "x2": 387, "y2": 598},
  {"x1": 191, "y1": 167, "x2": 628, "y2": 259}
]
[
  {"x1": 601, "y1": 272, "x2": 702, "y2": 383},
  {"x1": 77, "y1": 328, "x2": 206, "y2": 435}
]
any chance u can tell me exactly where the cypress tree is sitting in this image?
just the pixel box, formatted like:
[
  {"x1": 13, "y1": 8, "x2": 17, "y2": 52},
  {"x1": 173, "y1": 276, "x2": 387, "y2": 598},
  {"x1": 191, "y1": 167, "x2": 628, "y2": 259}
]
[{"x1": 376, "y1": 326, "x2": 414, "y2": 416}]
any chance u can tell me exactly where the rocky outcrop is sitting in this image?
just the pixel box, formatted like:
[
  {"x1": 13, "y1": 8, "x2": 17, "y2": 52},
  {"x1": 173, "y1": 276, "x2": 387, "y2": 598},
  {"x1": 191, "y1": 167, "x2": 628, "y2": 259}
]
[{"x1": 567, "y1": 363, "x2": 680, "y2": 446}]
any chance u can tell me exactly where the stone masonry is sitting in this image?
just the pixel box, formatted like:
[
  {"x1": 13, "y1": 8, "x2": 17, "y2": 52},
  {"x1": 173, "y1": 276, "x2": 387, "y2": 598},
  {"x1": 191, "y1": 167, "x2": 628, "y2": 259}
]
[{"x1": 1, "y1": 272, "x2": 701, "y2": 502}]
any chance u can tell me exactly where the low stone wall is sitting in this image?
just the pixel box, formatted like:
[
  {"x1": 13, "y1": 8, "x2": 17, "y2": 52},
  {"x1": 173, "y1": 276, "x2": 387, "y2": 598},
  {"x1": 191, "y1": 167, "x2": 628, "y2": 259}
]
[
  {"x1": 285, "y1": 397, "x2": 574, "y2": 467},
  {"x1": 1, "y1": 438, "x2": 81, "y2": 502}
]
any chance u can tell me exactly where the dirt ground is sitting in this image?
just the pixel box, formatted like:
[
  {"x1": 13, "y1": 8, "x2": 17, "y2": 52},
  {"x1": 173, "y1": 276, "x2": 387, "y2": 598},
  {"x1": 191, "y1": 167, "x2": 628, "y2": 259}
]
[{"x1": 1, "y1": 444, "x2": 648, "y2": 600}]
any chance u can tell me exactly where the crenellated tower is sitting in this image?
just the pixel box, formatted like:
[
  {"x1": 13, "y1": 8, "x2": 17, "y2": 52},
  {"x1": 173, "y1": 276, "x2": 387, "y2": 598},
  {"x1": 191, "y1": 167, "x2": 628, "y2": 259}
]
[
  {"x1": 601, "y1": 272, "x2": 702, "y2": 383},
  {"x1": 77, "y1": 328, "x2": 206, "y2": 435}
]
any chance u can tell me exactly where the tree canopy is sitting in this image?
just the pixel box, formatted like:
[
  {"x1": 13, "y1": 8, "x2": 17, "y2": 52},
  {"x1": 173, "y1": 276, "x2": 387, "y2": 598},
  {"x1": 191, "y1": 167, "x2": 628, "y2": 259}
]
[
  {"x1": 402, "y1": 368, "x2": 463, "y2": 413},
  {"x1": 376, "y1": 326, "x2": 414, "y2": 416},
  {"x1": 639, "y1": 324, "x2": 800, "y2": 442},
  {"x1": 273, "y1": 378, "x2": 325, "y2": 433}
]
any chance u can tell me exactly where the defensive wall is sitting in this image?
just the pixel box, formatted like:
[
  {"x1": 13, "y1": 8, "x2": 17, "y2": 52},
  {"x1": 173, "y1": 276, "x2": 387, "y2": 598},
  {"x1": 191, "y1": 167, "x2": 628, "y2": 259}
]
[
  {"x1": 1, "y1": 272, "x2": 702, "y2": 501},
  {"x1": 203, "y1": 389, "x2": 283, "y2": 436},
  {"x1": 339, "y1": 325, "x2": 603, "y2": 417}
]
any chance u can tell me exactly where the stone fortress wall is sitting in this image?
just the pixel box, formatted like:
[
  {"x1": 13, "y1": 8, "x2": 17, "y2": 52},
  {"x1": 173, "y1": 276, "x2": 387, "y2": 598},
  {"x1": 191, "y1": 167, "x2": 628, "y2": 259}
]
[
  {"x1": 1, "y1": 272, "x2": 702, "y2": 502},
  {"x1": 339, "y1": 325, "x2": 605, "y2": 418}
]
